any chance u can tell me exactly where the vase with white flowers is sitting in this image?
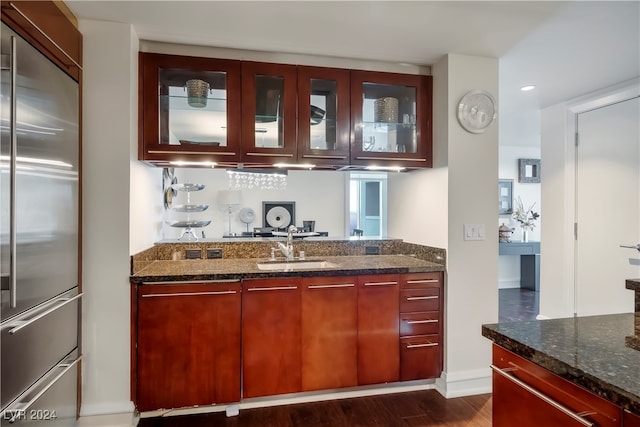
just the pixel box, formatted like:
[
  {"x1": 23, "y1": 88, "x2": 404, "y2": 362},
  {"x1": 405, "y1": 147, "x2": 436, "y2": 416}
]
[{"x1": 512, "y1": 196, "x2": 539, "y2": 242}]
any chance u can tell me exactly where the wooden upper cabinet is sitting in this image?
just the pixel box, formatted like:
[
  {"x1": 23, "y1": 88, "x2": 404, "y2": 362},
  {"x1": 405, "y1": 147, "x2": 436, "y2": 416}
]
[
  {"x1": 241, "y1": 61, "x2": 298, "y2": 164},
  {"x1": 297, "y1": 66, "x2": 351, "y2": 166},
  {"x1": 350, "y1": 71, "x2": 432, "y2": 169},
  {"x1": 137, "y1": 53, "x2": 433, "y2": 169},
  {"x1": 138, "y1": 52, "x2": 242, "y2": 165},
  {"x1": 1, "y1": 0, "x2": 82, "y2": 81}
]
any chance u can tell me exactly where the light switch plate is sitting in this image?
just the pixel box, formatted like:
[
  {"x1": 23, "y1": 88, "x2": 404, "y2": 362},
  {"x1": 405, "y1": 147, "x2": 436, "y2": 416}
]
[{"x1": 464, "y1": 224, "x2": 486, "y2": 241}]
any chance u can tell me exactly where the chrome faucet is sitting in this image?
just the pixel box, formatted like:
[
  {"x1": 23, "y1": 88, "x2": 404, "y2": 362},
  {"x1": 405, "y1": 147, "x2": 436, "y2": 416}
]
[{"x1": 276, "y1": 225, "x2": 298, "y2": 260}]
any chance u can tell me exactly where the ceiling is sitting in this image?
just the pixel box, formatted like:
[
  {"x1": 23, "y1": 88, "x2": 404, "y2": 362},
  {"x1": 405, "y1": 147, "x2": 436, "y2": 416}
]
[{"x1": 67, "y1": 1, "x2": 639, "y2": 145}]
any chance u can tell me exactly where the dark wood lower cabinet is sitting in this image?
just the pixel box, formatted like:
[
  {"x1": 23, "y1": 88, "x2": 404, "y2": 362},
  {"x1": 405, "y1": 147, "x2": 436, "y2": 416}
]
[
  {"x1": 357, "y1": 274, "x2": 400, "y2": 385},
  {"x1": 492, "y1": 345, "x2": 623, "y2": 427},
  {"x1": 136, "y1": 282, "x2": 241, "y2": 411},
  {"x1": 400, "y1": 335, "x2": 441, "y2": 381},
  {"x1": 301, "y1": 276, "x2": 358, "y2": 391},
  {"x1": 134, "y1": 271, "x2": 445, "y2": 411},
  {"x1": 625, "y1": 410, "x2": 640, "y2": 427},
  {"x1": 242, "y1": 278, "x2": 301, "y2": 398}
]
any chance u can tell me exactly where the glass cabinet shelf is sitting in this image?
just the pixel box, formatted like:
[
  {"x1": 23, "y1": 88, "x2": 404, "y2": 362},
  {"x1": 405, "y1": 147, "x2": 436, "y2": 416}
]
[{"x1": 164, "y1": 94, "x2": 227, "y2": 111}]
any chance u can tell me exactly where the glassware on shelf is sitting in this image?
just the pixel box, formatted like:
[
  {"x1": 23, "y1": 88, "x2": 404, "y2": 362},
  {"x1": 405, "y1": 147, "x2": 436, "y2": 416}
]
[{"x1": 163, "y1": 178, "x2": 211, "y2": 241}]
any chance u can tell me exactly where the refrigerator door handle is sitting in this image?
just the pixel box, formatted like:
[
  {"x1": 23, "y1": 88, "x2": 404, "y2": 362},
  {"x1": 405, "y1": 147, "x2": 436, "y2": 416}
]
[
  {"x1": 7, "y1": 293, "x2": 83, "y2": 335},
  {"x1": 0, "y1": 354, "x2": 81, "y2": 422},
  {"x1": 9, "y1": 34, "x2": 17, "y2": 308}
]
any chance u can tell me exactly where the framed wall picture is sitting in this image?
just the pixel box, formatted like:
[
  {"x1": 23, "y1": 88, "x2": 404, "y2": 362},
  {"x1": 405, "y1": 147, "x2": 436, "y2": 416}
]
[
  {"x1": 263, "y1": 201, "x2": 295, "y2": 230},
  {"x1": 498, "y1": 179, "x2": 513, "y2": 215},
  {"x1": 518, "y1": 158, "x2": 541, "y2": 183}
]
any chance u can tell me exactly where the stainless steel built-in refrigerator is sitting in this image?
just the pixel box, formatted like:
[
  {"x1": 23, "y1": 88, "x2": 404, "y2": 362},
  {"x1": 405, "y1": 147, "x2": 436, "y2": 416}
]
[{"x1": 0, "y1": 22, "x2": 81, "y2": 425}]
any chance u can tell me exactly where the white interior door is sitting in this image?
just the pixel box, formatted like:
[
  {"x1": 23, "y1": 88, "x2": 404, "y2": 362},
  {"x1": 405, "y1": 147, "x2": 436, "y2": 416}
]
[{"x1": 575, "y1": 96, "x2": 640, "y2": 316}]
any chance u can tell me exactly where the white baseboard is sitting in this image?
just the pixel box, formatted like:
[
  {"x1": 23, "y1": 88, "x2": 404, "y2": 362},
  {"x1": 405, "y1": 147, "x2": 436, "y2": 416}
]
[
  {"x1": 498, "y1": 279, "x2": 521, "y2": 289},
  {"x1": 536, "y1": 314, "x2": 550, "y2": 320},
  {"x1": 79, "y1": 401, "x2": 136, "y2": 422},
  {"x1": 140, "y1": 381, "x2": 436, "y2": 419},
  {"x1": 435, "y1": 368, "x2": 492, "y2": 398},
  {"x1": 77, "y1": 411, "x2": 138, "y2": 427}
]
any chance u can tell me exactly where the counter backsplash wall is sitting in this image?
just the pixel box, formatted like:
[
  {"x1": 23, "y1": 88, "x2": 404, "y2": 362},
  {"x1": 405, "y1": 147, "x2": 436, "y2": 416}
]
[{"x1": 131, "y1": 239, "x2": 446, "y2": 275}]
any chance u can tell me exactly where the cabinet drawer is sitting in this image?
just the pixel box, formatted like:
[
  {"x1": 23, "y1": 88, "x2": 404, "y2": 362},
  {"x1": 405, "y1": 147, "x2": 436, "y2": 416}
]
[
  {"x1": 492, "y1": 345, "x2": 622, "y2": 427},
  {"x1": 400, "y1": 288, "x2": 440, "y2": 312},
  {"x1": 401, "y1": 272, "x2": 442, "y2": 289},
  {"x1": 400, "y1": 311, "x2": 440, "y2": 336},
  {"x1": 400, "y1": 335, "x2": 441, "y2": 381}
]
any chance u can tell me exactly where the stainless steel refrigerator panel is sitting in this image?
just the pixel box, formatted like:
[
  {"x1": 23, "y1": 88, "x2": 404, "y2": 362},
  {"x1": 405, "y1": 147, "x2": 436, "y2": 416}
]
[
  {"x1": 0, "y1": 23, "x2": 79, "y2": 321},
  {"x1": 1, "y1": 288, "x2": 80, "y2": 411},
  {"x1": 1, "y1": 350, "x2": 80, "y2": 426}
]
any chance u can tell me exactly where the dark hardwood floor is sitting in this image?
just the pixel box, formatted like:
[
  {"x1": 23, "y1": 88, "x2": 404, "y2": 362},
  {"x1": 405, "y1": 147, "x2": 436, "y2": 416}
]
[
  {"x1": 498, "y1": 288, "x2": 539, "y2": 322},
  {"x1": 137, "y1": 390, "x2": 492, "y2": 427}
]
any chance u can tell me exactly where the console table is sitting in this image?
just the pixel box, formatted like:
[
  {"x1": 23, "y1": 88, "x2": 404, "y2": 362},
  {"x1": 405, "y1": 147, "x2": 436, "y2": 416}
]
[{"x1": 499, "y1": 241, "x2": 540, "y2": 291}]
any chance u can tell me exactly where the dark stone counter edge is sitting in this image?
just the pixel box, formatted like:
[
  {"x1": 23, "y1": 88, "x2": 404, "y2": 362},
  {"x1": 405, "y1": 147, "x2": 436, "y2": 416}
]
[
  {"x1": 626, "y1": 279, "x2": 640, "y2": 291},
  {"x1": 482, "y1": 325, "x2": 640, "y2": 415},
  {"x1": 131, "y1": 265, "x2": 445, "y2": 284}
]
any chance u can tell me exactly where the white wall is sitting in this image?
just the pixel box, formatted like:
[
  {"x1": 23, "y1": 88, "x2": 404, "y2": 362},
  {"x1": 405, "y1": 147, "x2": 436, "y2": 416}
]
[
  {"x1": 80, "y1": 19, "x2": 140, "y2": 416},
  {"x1": 498, "y1": 145, "x2": 541, "y2": 289},
  {"x1": 164, "y1": 169, "x2": 346, "y2": 239},
  {"x1": 391, "y1": 54, "x2": 499, "y2": 398}
]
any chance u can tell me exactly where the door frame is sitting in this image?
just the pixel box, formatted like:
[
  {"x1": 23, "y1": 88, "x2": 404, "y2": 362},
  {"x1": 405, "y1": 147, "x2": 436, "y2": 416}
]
[{"x1": 563, "y1": 79, "x2": 640, "y2": 316}]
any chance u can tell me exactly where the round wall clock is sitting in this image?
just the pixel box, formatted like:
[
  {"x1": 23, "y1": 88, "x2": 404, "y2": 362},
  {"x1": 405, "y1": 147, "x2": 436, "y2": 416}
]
[{"x1": 457, "y1": 89, "x2": 497, "y2": 134}]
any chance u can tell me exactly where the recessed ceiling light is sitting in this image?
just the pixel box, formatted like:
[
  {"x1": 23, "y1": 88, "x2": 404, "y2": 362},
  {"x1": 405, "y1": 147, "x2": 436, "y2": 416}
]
[{"x1": 520, "y1": 85, "x2": 536, "y2": 92}]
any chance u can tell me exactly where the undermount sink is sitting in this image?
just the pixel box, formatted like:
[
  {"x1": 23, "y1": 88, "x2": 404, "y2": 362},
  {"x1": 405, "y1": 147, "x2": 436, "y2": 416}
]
[{"x1": 256, "y1": 260, "x2": 339, "y2": 271}]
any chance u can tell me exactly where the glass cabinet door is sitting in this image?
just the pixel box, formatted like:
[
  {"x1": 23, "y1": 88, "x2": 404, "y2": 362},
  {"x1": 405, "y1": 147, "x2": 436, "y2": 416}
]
[
  {"x1": 241, "y1": 61, "x2": 297, "y2": 163},
  {"x1": 297, "y1": 66, "x2": 350, "y2": 166},
  {"x1": 351, "y1": 71, "x2": 432, "y2": 169},
  {"x1": 139, "y1": 53, "x2": 241, "y2": 164}
]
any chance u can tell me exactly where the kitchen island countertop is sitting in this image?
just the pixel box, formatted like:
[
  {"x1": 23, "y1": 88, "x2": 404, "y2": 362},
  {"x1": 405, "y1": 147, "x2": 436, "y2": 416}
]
[{"x1": 482, "y1": 313, "x2": 640, "y2": 414}]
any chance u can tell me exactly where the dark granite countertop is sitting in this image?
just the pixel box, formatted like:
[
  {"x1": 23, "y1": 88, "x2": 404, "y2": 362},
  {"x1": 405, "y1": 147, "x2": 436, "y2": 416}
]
[
  {"x1": 131, "y1": 254, "x2": 445, "y2": 283},
  {"x1": 482, "y1": 313, "x2": 640, "y2": 414},
  {"x1": 627, "y1": 279, "x2": 640, "y2": 292}
]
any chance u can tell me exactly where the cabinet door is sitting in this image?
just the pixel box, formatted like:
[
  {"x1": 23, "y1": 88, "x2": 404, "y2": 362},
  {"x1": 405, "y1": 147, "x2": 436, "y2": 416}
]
[
  {"x1": 350, "y1": 71, "x2": 432, "y2": 169},
  {"x1": 242, "y1": 278, "x2": 301, "y2": 398},
  {"x1": 357, "y1": 274, "x2": 400, "y2": 385},
  {"x1": 625, "y1": 410, "x2": 640, "y2": 427},
  {"x1": 301, "y1": 276, "x2": 357, "y2": 391},
  {"x1": 400, "y1": 335, "x2": 441, "y2": 381},
  {"x1": 492, "y1": 345, "x2": 623, "y2": 427},
  {"x1": 136, "y1": 282, "x2": 241, "y2": 411},
  {"x1": 241, "y1": 61, "x2": 297, "y2": 164},
  {"x1": 297, "y1": 66, "x2": 350, "y2": 166},
  {"x1": 1, "y1": 0, "x2": 82, "y2": 81},
  {"x1": 139, "y1": 52, "x2": 242, "y2": 164}
]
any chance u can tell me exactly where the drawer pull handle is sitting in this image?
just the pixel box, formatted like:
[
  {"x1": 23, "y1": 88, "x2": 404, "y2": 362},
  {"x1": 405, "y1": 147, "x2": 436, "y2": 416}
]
[
  {"x1": 7, "y1": 293, "x2": 83, "y2": 335},
  {"x1": 308, "y1": 284, "x2": 355, "y2": 289},
  {"x1": 407, "y1": 279, "x2": 439, "y2": 284},
  {"x1": 364, "y1": 281, "x2": 398, "y2": 286},
  {"x1": 245, "y1": 152, "x2": 294, "y2": 157},
  {"x1": 0, "y1": 354, "x2": 82, "y2": 422},
  {"x1": 407, "y1": 319, "x2": 438, "y2": 324},
  {"x1": 142, "y1": 290, "x2": 237, "y2": 298},
  {"x1": 406, "y1": 296, "x2": 438, "y2": 301},
  {"x1": 490, "y1": 365, "x2": 595, "y2": 427},
  {"x1": 406, "y1": 342, "x2": 438, "y2": 349},
  {"x1": 248, "y1": 286, "x2": 298, "y2": 291}
]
